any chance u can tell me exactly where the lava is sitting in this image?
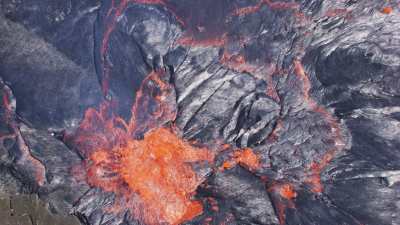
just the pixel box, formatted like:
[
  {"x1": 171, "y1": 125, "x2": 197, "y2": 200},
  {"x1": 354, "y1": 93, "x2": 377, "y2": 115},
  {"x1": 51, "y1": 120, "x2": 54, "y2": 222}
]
[
  {"x1": 177, "y1": 33, "x2": 228, "y2": 47},
  {"x1": 80, "y1": 2, "x2": 341, "y2": 224},
  {"x1": 233, "y1": 148, "x2": 261, "y2": 171},
  {"x1": 381, "y1": 6, "x2": 393, "y2": 14},
  {"x1": 128, "y1": 70, "x2": 177, "y2": 138},
  {"x1": 293, "y1": 59, "x2": 345, "y2": 193},
  {"x1": 1, "y1": 83, "x2": 46, "y2": 187},
  {"x1": 268, "y1": 182, "x2": 297, "y2": 225},
  {"x1": 220, "y1": 148, "x2": 261, "y2": 171},
  {"x1": 219, "y1": 50, "x2": 259, "y2": 74},
  {"x1": 87, "y1": 127, "x2": 213, "y2": 225},
  {"x1": 278, "y1": 183, "x2": 297, "y2": 200},
  {"x1": 69, "y1": 66, "x2": 214, "y2": 225},
  {"x1": 232, "y1": 0, "x2": 299, "y2": 17}
]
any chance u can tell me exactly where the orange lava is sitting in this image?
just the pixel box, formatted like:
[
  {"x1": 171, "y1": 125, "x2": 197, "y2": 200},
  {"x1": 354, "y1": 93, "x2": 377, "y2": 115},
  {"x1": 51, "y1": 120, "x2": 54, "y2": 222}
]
[
  {"x1": 268, "y1": 182, "x2": 297, "y2": 225},
  {"x1": 220, "y1": 161, "x2": 231, "y2": 169},
  {"x1": 279, "y1": 184, "x2": 297, "y2": 200},
  {"x1": 233, "y1": 148, "x2": 261, "y2": 171},
  {"x1": 177, "y1": 34, "x2": 228, "y2": 47},
  {"x1": 219, "y1": 148, "x2": 260, "y2": 171},
  {"x1": 70, "y1": 67, "x2": 213, "y2": 224},
  {"x1": 87, "y1": 127, "x2": 213, "y2": 225},
  {"x1": 128, "y1": 70, "x2": 177, "y2": 137},
  {"x1": 381, "y1": 6, "x2": 393, "y2": 14}
]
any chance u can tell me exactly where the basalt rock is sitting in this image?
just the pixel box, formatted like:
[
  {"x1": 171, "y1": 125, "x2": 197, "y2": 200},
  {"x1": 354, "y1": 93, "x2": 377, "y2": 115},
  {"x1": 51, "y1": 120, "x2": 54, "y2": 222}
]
[{"x1": 0, "y1": 0, "x2": 399, "y2": 225}]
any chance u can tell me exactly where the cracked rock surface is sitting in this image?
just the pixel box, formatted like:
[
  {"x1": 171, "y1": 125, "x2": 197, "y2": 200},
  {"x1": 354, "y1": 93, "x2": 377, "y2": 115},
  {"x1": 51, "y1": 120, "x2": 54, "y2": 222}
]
[{"x1": 1, "y1": 0, "x2": 400, "y2": 225}]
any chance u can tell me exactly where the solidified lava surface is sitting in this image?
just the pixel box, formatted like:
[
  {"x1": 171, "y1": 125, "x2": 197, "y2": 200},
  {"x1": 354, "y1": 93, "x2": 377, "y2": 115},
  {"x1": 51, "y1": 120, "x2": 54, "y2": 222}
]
[{"x1": 1, "y1": 0, "x2": 400, "y2": 225}]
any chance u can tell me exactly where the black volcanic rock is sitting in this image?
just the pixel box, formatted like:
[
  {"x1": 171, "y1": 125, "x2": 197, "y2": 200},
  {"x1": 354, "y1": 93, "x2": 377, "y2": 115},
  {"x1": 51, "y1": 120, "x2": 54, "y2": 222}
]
[{"x1": 1, "y1": 0, "x2": 400, "y2": 225}]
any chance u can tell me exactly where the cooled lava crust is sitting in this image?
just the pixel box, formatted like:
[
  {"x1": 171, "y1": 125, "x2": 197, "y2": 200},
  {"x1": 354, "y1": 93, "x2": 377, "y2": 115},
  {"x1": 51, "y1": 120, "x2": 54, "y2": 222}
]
[{"x1": 1, "y1": 0, "x2": 400, "y2": 225}]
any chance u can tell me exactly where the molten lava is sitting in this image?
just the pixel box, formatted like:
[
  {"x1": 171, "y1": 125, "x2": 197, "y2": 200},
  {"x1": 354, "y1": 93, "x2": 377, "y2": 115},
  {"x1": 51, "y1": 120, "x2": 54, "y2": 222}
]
[
  {"x1": 220, "y1": 148, "x2": 261, "y2": 171},
  {"x1": 69, "y1": 67, "x2": 215, "y2": 224},
  {"x1": 87, "y1": 127, "x2": 213, "y2": 225},
  {"x1": 381, "y1": 6, "x2": 393, "y2": 14}
]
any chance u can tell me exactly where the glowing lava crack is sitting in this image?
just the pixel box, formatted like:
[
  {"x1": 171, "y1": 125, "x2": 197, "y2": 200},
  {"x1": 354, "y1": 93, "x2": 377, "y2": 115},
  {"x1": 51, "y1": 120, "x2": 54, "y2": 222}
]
[{"x1": 87, "y1": 127, "x2": 214, "y2": 225}]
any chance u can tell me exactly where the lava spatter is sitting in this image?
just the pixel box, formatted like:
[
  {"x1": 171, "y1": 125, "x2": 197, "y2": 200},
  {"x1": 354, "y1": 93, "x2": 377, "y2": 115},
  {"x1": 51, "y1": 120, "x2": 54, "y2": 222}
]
[
  {"x1": 268, "y1": 182, "x2": 297, "y2": 225},
  {"x1": 69, "y1": 65, "x2": 214, "y2": 224},
  {"x1": 87, "y1": 127, "x2": 213, "y2": 225},
  {"x1": 219, "y1": 147, "x2": 261, "y2": 172}
]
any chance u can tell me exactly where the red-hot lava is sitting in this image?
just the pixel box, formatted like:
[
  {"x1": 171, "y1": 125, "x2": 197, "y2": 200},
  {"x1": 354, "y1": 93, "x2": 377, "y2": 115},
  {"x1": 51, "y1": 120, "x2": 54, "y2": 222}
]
[
  {"x1": 82, "y1": 1, "x2": 347, "y2": 224},
  {"x1": 381, "y1": 6, "x2": 393, "y2": 14},
  {"x1": 71, "y1": 69, "x2": 215, "y2": 224},
  {"x1": 220, "y1": 148, "x2": 261, "y2": 171},
  {"x1": 87, "y1": 127, "x2": 213, "y2": 225}
]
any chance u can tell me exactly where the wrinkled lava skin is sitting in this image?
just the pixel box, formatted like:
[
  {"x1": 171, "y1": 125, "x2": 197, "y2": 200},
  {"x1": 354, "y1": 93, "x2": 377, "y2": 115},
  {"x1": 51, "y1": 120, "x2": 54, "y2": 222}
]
[{"x1": 1, "y1": 0, "x2": 400, "y2": 225}]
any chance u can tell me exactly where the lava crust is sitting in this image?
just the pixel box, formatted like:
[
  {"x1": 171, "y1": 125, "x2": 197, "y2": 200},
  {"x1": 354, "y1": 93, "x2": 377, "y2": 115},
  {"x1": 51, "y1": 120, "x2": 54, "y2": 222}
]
[{"x1": 1, "y1": 0, "x2": 400, "y2": 225}]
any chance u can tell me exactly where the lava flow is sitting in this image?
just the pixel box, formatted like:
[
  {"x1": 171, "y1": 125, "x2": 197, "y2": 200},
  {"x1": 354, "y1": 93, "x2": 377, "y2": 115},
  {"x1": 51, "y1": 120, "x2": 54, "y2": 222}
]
[
  {"x1": 68, "y1": 66, "x2": 218, "y2": 225},
  {"x1": 232, "y1": 0, "x2": 299, "y2": 17},
  {"x1": 87, "y1": 127, "x2": 213, "y2": 225},
  {"x1": 220, "y1": 147, "x2": 261, "y2": 171}
]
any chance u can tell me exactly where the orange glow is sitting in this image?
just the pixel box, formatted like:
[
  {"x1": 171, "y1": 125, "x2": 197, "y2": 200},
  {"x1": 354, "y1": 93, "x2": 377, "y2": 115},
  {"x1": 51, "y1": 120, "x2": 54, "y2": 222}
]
[
  {"x1": 69, "y1": 67, "x2": 215, "y2": 224},
  {"x1": 219, "y1": 50, "x2": 259, "y2": 74},
  {"x1": 233, "y1": 148, "x2": 261, "y2": 171},
  {"x1": 233, "y1": 4, "x2": 263, "y2": 16},
  {"x1": 279, "y1": 184, "x2": 297, "y2": 200},
  {"x1": 232, "y1": 0, "x2": 299, "y2": 16},
  {"x1": 221, "y1": 161, "x2": 234, "y2": 170},
  {"x1": 128, "y1": 70, "x2": 177, "y2": 137},
  {"x1": 222, "y1": 143, "x2": 231, "y2": 150},
  {"x1": 381, "y1": 6, "x2": 393, "y2": 14},
  {"x1": 177, "y1": 34, "x2": 228, "y2": 47},
  {"x1": 87, "y1": 127, "x2": 213, "y2": 225},
  {"x1": 268, "y1": 182, "x2": 296, "y2": 225},
  {"x1": 218, "y1": 148, "x2": 260, "y2": 171}
]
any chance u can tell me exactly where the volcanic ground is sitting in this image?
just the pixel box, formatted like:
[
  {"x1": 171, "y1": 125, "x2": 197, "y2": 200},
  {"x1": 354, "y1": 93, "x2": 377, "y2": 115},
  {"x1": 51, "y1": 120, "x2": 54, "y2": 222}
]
[{"x1": 1, "y1": 0, "x2": 400, "y2": 225}]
